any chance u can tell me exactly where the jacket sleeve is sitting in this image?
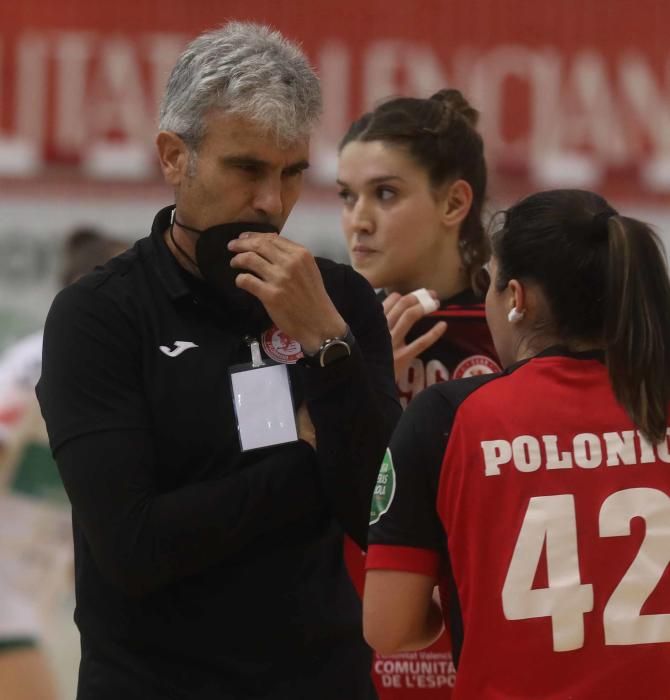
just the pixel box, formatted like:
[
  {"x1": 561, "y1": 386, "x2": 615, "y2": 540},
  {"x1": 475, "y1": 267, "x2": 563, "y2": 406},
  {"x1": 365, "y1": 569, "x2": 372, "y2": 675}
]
[
  {"x1": 53, "y1": 430, "x2": 321, "y2": 596},
  {"x1": 37, "y1": 284, "x2": 324, "y2": 596},
  {"x1": 297, "y1": 266, "x2": 402, "y2": 548}
]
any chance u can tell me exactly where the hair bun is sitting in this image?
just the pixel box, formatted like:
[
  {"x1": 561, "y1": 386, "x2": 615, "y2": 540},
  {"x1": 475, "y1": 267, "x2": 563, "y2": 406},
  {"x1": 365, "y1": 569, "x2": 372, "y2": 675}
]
[{"x1": 430, "y1": 89, "x2": 479, "y2": 128}]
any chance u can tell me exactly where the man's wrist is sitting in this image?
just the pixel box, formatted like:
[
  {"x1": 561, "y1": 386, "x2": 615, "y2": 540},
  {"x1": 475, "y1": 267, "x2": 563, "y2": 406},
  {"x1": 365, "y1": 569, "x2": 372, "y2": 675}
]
[
  {"x1": 300, "y1": 320, "x2": 348, "y2": 355},
  {"x1": 302, "y1": 325, "x2": 355, "y2": 368}
]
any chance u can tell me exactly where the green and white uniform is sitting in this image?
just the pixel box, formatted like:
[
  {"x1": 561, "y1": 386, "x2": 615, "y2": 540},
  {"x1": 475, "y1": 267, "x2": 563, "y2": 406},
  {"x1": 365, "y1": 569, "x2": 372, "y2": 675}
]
[{"x1": 0, "y1": 331, "x2": 73, "y2": 643}]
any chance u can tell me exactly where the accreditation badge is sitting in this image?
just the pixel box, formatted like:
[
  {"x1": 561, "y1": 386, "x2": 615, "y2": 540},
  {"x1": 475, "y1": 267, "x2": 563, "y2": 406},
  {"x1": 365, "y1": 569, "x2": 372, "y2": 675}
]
[{"x1": 229, "y1": 339, "x2": 298, "y2": 452}]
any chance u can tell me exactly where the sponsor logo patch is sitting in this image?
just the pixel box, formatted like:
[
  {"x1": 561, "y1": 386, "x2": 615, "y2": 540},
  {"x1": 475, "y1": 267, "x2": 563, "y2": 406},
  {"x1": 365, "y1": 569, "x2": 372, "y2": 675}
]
[
  {"x1": 370, "y1": 449, "x2": 396, "y2": 525},
  {"x1": 453, "y1": 354, "x2": 500, "y2": 379},
  {"x1": 261, "y1": 326, "x2": 303, "y2": 364}
]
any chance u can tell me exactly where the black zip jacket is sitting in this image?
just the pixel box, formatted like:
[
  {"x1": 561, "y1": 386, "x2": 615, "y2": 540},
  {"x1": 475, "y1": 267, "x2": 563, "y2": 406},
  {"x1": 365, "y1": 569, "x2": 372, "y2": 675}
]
[{"x1": 37, "y1": 206, "x2": 401, "y2": 700}]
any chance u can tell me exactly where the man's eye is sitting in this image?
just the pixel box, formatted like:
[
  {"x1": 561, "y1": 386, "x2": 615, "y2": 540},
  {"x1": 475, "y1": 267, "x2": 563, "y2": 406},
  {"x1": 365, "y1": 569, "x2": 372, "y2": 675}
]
[{"x1": 238, "y1": 164, "x2": 261, "y2": 177}]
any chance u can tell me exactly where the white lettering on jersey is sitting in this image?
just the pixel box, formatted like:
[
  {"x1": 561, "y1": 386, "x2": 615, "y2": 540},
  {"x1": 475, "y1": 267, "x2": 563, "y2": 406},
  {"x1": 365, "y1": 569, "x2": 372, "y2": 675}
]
[{"x1": 482, "y1": 428, "x2": 670, "y2": 476}]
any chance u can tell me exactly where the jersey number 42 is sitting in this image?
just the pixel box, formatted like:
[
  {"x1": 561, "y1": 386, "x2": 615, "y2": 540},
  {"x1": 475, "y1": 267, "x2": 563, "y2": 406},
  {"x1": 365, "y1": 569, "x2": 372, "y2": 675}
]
[{"x1": 502, "y1": 488, "x2": 670, "y2": 652}]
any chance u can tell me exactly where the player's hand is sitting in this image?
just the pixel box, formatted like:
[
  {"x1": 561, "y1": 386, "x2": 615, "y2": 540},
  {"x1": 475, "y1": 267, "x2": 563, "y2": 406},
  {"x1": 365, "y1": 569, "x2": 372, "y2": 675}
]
[
  {"x1": 296, "y1": 403, "x2": 316, "y2": 450},
  {"x1": 383, "y1": 291, "x2": 447, "y2": 380},
  {"x1": 228, "y1": 233, "x2": 346, "y2": 353}
]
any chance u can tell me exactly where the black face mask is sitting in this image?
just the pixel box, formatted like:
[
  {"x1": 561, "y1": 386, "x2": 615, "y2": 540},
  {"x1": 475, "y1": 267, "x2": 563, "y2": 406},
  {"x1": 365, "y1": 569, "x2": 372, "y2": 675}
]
[{"x1": 170, "y1": 210, "x2": 278, "y2": 321}]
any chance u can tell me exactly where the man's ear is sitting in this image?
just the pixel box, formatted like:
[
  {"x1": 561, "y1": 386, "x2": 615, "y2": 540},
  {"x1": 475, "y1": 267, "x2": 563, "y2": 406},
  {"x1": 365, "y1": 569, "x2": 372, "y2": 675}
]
[
  {"x1": 156, "y1": 131, "x2": 191, "y2": 187},
  {"x1": 439, "y1": 179, "x2": 473, "y2": 229}
]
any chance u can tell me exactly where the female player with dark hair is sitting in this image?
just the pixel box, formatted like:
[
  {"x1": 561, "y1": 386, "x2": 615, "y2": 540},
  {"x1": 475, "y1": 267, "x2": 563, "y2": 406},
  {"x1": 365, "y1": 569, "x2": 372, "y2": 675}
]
[
  {"x1": 364, "y1": 189, "x2": 670, "y2": 699},
  {"x1": 337, "y1": 90, "x2": 499, "y2": 698},
  {"x1": 337, "y1": 89, "x2": 499, "y2": 408}
]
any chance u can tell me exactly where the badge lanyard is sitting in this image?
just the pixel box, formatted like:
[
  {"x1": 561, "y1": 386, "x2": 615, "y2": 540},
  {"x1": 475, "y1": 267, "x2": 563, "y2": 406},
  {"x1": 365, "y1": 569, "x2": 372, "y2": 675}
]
[{"x1": 228, "y1": 338, "x2": 298, "y2": 452}]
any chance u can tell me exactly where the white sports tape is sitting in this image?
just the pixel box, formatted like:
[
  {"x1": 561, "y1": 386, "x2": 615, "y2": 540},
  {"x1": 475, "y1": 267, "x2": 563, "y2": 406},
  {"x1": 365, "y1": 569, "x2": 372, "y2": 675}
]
[{"x1": 411, "y1": 288, "x2": 439, "y2": 315}]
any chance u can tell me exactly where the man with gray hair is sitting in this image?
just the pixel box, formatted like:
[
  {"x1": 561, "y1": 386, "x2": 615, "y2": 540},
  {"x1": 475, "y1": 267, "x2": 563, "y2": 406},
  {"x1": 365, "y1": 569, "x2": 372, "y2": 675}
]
[{"x1": 37, "y1": 21, "x2": 400, "y2": 700}]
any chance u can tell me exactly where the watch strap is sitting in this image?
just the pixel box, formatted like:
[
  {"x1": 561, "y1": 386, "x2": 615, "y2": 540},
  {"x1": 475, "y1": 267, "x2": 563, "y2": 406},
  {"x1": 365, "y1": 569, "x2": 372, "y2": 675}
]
[{"x1": 303, "y1": 326, "x2": 355, "y2": 367}]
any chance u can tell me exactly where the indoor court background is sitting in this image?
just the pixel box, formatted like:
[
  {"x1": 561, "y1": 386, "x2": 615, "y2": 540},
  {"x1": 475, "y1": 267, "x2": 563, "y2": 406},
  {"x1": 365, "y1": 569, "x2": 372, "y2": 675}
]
[{"x1": 0, "y1": 2, "x2": 668, "y2": 697}]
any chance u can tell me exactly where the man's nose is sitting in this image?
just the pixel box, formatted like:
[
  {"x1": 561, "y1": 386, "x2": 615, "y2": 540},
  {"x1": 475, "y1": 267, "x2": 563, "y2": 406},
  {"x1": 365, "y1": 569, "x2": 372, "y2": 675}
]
[{"x1": 252, "y1": 177, "x2": 284, "y2": 220}]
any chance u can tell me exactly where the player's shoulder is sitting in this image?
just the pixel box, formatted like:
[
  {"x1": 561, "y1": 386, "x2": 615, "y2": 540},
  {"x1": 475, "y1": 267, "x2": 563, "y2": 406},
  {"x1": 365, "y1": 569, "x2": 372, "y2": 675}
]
[
  {"x1": 395, "y1": 371, "x2": 512, "y2": 459},
  {"x1": 426, "y1": 357, "x2": 540, "y2": 427},
  {"x1": 414, "y1": 370, "x2": 503, "y2": 418}
]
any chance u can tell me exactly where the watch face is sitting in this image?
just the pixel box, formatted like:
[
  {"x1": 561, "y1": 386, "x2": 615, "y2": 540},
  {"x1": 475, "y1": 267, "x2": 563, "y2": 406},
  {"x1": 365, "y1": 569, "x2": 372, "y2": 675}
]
[{"x1": 321, "y1": 340, "x2": 351, "y2": 367}]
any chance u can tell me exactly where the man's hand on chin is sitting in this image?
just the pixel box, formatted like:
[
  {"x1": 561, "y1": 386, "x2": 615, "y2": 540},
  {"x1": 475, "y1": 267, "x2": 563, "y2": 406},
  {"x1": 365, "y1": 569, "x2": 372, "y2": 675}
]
[{"x1": 228, "y1": 233, "x2": 347, "y2": 352}]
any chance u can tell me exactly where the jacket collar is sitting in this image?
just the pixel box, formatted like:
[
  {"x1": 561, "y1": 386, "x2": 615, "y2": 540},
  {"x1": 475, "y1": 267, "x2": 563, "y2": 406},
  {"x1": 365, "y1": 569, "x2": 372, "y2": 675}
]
[{"x1": 149, "y1": 205, "x2": 193, "y2": 301}]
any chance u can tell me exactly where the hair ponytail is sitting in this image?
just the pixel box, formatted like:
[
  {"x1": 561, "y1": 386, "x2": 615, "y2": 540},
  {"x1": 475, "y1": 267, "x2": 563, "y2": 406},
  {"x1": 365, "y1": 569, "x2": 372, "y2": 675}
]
[
  {"x1": 604, "y1": 216, "x2": 670, "y2": 443},
  {"x1": 493, "y1": 189, "x2": 670, "y2": 443}
]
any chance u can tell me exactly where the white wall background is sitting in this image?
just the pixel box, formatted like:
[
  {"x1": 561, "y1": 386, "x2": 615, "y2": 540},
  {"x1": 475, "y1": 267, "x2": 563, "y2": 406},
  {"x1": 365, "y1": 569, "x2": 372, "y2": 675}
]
[{"x1": 1, "y1": 192, "x2": 669, "y2": 352}]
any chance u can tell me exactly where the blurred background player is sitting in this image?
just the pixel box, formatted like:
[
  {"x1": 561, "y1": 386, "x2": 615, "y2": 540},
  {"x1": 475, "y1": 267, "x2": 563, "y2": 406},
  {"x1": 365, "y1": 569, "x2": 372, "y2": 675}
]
[
  {"x1": 364, "y1": 189, "x2": 670, "y2": 699},
  {"x1": 0, "y1": 229, "x2": 126, "y2": 700},
  {"x1": 337, "y1": 89, "x2": 498, "y2": 698}
]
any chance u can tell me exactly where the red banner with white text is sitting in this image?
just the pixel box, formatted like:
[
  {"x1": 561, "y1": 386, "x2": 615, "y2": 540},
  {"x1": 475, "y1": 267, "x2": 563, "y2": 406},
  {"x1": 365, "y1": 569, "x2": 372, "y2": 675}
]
[{"x1": 0, "y1": 0, "x2": 669, "y2": 201}]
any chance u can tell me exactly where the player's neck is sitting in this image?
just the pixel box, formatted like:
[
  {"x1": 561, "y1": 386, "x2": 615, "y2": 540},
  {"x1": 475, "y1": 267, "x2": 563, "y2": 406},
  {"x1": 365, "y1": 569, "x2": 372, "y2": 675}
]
[{"x1": 388, "y1": 265, "x2": 470, "y2": 302}]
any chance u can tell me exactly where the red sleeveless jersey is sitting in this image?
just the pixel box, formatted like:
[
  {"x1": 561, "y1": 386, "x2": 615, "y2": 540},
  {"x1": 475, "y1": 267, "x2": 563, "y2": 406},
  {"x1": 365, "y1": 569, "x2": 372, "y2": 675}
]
[{"x1": 368, "y1": 348, "x2": 670, "y2": 699}]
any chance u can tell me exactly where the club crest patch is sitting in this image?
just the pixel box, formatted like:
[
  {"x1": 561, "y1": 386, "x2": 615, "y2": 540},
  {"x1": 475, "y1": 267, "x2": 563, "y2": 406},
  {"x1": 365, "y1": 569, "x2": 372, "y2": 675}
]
[
  {"x1": 370, "y1": 449, "x2": 396, "y2": 525},
  {"x1": 261, "y1": 326, "x2": 304, "y2": 364},
  {"x1": 453, "y1": 354, "x2": 500, "y2": 379}
]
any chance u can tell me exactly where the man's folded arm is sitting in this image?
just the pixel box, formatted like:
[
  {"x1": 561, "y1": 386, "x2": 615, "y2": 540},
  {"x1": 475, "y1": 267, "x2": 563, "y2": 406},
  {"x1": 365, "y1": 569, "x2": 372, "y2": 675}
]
[
  {"x1": 39, "y1": 284, "x2": 324, "y2": 597},
  {"x1": 54, "y1": 430, "x2": 322, "y2": 596}
]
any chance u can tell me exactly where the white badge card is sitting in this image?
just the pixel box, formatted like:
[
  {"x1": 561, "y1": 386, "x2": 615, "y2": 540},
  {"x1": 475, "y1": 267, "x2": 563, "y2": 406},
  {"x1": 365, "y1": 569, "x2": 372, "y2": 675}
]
[{"x1": 229, "y1": 362, "x2": 298, "y2": 452}]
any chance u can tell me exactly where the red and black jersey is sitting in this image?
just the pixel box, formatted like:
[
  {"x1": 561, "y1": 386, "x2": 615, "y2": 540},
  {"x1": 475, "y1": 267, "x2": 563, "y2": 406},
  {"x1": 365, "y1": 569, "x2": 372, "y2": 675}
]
[
  {"x1": 345, "y1": 289, "x2": 498, "y2": 698},
  {"x1": 393, "y1": 290, "x2": 499, "y2": 408},
  {"x1": 368, "y1": 347, "x2": 670, "y2": 699}
]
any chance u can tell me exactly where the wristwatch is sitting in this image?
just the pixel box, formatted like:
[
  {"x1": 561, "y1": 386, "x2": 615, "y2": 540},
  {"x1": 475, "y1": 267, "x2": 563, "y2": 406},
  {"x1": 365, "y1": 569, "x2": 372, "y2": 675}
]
[{"x1": 302, "y1": 326, "x2": 355, "y2": 367}]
